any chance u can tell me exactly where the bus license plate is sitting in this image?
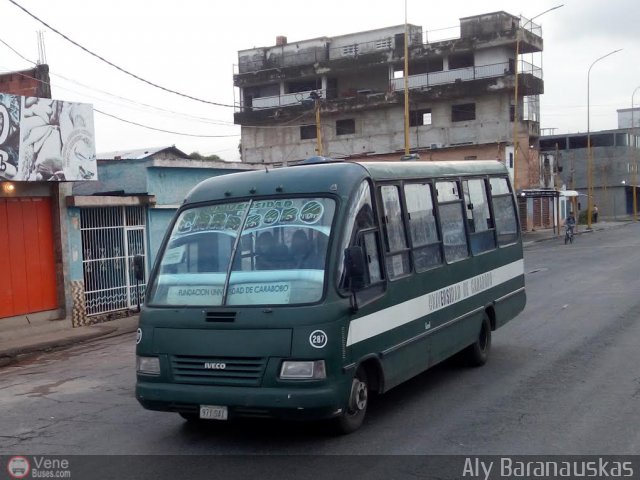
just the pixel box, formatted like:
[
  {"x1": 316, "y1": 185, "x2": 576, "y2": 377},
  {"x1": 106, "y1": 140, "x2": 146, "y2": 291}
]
[{"x1": 199, "y1": 405, "x2": 228, "y2": 420}]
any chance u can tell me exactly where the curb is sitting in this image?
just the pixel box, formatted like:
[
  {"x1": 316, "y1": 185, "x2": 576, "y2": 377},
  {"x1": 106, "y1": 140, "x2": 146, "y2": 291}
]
[
  {"x1": 523, "y1": 222, "x2": 632, "y2": 247},
  {"x1": 0, "y1": 322, "x2": 137, "y2": 368}
]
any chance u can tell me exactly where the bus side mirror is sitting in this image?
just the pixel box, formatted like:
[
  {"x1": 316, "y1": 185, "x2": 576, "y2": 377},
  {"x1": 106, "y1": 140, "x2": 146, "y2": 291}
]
[
  {"x1": 133, "y1": 255, "x2": 145, "y2": 281},
  {"x1": 344, "y1": 246, "x2": 365, "y2": 291}
]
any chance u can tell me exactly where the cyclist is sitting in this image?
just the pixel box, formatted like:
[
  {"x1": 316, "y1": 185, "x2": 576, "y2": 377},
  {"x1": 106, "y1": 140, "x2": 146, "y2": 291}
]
[{"x1": 565, "y1": 211, "x2": 576, "y2": 243}]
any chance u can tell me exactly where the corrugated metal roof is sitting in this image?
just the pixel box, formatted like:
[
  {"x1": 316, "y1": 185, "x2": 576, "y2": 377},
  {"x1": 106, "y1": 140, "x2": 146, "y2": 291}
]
[{"x1": 96, "y1": 145, "x2": 188, "y2": 160}]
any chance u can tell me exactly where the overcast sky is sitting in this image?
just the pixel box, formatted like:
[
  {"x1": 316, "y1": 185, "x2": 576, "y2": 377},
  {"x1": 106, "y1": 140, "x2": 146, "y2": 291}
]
[{"x1": 1, "y1": 0, "x2": 639, "y2": 161}]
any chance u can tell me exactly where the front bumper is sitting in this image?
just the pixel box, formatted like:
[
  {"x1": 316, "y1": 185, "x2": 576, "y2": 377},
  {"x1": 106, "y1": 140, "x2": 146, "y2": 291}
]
[{"x1": 136, "y1": 380, "x2": 347, "y2": 420}]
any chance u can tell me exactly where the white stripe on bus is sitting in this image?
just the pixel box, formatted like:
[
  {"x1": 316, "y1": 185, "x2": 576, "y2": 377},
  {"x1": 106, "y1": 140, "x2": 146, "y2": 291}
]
[{"x1": 345, "y1": 259, "x2": 524, "y2": 347}]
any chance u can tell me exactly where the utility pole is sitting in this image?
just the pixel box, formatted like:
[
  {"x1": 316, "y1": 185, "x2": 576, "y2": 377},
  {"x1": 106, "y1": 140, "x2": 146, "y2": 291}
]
[
  {"x1": 310, "y1": 91, "x2": 323, "y2": 156},
  {"x1": 403, "y1": 0, "x2": 410, "y2": 155}
]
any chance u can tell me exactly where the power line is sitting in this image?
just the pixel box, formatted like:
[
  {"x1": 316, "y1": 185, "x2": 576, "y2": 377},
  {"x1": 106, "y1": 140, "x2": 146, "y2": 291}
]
[
  {"x1": 0, "y1": 35, "x2": 236, "y2": 125},
  {"x1": 0, "y1": 62, "x2": 238, "y2": 136},
  {"x1": 52, "y1": 72, "x2": 235, "y2": 126},
  {"x1": 0, "y1": 36, "x2": 32, "y2": 64},
  {"x1": 7, "y1": 0, "x2": 236, "y2": 108},
  {"x1": 94, "y1": 109, "x2": 240, "y2": 138},
  {"x1": 0, "y1": 36, "x2": 341, "y2": 138},
  {"x1": 0, "y1": 35, "x2": 320, "y2": 130}
]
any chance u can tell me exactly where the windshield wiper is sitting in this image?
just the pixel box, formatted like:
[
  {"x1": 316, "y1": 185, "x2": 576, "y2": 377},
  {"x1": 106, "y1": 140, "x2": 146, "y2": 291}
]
[{"x1": 220, "y1": 200, "x2": 253, "y2": 305}]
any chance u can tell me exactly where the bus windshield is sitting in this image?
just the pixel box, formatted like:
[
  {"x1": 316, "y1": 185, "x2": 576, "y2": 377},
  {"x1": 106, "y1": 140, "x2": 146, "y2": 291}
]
[{"x1": 148, "y1": 197, "x2": 336, "y2": 307}]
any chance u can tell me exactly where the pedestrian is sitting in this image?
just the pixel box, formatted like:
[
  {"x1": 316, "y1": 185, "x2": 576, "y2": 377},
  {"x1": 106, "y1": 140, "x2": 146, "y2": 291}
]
[{"x1": 593, "y1": 204, "x2": 599, "y2": 223}]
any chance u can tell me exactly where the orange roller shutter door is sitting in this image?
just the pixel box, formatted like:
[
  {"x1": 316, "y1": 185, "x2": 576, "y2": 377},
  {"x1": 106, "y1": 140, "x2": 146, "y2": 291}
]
[{"x1": 0, "y1": 197, "x2": 58, "y2": 319}]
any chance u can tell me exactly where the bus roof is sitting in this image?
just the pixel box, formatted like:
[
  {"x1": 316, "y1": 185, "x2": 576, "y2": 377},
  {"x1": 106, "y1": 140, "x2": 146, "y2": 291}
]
[
  {"x1": 184, "y1": 160, "x2": 508, "y2": 205},
  {"x1": 184, "y1": 162, "x2": 370, "y2": 204},
  {"x1": 356, "y1": 160, "x2": 508, "y2": 181}
]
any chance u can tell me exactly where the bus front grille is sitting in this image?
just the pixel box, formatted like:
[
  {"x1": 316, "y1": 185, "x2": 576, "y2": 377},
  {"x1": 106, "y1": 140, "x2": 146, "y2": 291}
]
[{"x1": 170, "y1": 355, "x2": 266, "y2": 387}]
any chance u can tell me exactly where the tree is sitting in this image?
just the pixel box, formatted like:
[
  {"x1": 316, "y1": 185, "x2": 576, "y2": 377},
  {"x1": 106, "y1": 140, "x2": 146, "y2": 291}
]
[{"x1": 189, "y1": 151, "x2": 222, "y2": 161}]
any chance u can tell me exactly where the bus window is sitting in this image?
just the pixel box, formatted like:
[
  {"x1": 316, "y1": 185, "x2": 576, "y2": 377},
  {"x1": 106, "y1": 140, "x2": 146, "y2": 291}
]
[
  {"x1": 148, "y1": 198, "x2": 336, "y2": 307},
  {"x1": 403, "y1": 183, "x2": 442, "y2": 271},
  {"x1": 339, "y1": 181, "x2": 384, "y2": 294},
  {"x1": 436, "y1": 181, "x2": 469, "y2": 263},
  {"x1": 490, "y1": 178, "x2": 519, "y2": 246},
  {"x1": 489, "y1": 177, "x2": 511, "y2": 195},
  {"x1": 362, "y1": 231, "x2": 383, "y2": 284},
  {"x1": 380, "y1": 185, "x2": 411, "y2": 278},
  {"x1": 463, "y1": 179, "x2": 496, "y2": 254}
]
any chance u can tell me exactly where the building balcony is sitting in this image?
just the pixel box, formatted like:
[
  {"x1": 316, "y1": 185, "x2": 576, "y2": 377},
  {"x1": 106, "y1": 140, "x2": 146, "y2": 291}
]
[
  {"x1": 251, "y1": 89, "x2": 328, "y2": 110},
  {"x1": 390, "y1": 59, "x2": 541, "y2": 91},
  {"x1": 234, "y1": 59, "x2": 543, "y2": 125}
]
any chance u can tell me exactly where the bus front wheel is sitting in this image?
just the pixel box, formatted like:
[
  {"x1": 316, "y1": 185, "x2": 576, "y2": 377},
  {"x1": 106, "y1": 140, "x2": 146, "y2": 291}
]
[
  {"x1": 464, "y1": 313, "x2": 492, "y2": 367},
  {"x1": 334, "y1": 367, "x2": 368, "y2": 434}
]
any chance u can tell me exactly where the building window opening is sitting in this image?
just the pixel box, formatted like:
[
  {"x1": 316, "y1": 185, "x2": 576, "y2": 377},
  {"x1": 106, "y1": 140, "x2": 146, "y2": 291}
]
[
  {"x1": 448, "y1": 52, "x2": 474, "y2": 69},
  {"x1": 452, "y1": 103, "x2": 476, "y2": 122},
  {"x1": 287, "y1": 79, "x2": 321, "y2": 94},
  {"x1": 300, "y1": 124, "x2": 317, "y2": 140},
  {"x1": 409, "y1": 109, "x2": 432, "y2": 127},
  {"x1": 336, "y1": 119, "x2": 356, "y2": 136},
  {"x1": 568, "y1": 136, "x2": 588, "y2": 149}
]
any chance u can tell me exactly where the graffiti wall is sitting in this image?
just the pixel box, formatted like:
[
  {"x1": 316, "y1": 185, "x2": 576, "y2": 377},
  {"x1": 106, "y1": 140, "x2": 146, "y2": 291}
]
[{"x1": 0, "y1": 93, "x2": 96, "y2": 181}]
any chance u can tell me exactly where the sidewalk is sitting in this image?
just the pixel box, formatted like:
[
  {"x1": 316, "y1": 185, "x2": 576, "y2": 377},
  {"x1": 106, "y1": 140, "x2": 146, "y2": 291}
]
[
  {"x1": 0, "y1": 313, "x2": 139, "y2": 367},
  {"x1": 522, "y1": 219, "x2": 632, "y2": 246}
]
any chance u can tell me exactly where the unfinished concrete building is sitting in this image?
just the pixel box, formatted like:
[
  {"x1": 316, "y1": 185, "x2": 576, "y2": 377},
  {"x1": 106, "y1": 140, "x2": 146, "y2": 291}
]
[{"x1": 233, "y1": 11, "x2": 544, "y2": 192}]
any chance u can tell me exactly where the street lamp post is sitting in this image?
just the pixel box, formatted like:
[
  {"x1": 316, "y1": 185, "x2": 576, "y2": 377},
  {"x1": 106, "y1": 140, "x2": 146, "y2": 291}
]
[
  {"x1": 587, "y1": 49, "x2": 622, "y2": 229},
  {"x1": 512, "y1": 4, "x2": 563, "y2": 191},
  {"x1": 631, "y1": 86, "x2": 640, "y2": 221}
]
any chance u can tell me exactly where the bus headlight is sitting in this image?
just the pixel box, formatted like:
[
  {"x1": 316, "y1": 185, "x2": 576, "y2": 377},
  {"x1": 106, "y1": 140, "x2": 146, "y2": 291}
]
[
  {"x1": 136, "y1": 356, "x2": 161, "y2": 375},
  {"x1": 280, "y1": 360, "x2": 326, "y2": 379}
]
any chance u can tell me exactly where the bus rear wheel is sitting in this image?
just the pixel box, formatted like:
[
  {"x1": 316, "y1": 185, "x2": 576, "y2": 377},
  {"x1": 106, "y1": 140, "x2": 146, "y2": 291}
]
[
  {"x1": 333, "y1": 367, "x2": 368, "y2": 434},
  {"x1": 464, "y1": 313, "x2": 492, "y2": 367}
]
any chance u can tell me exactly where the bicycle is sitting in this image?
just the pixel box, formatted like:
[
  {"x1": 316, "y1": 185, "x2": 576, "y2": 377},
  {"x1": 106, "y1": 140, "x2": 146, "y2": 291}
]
[{"x1": 564, "y1": 224, "x2": 575, "y2": 244}]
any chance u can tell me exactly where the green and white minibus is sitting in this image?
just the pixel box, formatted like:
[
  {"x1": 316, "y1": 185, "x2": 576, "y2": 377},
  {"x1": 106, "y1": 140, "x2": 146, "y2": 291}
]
[{"x1": 136, "y1": 159, "x2": 525, "y2": 433}]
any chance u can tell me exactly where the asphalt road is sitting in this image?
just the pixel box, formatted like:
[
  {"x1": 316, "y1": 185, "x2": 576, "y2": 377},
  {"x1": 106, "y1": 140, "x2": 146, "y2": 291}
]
[{"x1": 2, "y1": 224, "x2": 640, "y2": 456}]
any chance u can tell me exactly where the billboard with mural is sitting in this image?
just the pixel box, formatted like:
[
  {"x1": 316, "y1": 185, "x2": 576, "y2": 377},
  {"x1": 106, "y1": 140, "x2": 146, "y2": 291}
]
[{"x1": 0, "y1": 93, "x2": 96, "y2": 181}]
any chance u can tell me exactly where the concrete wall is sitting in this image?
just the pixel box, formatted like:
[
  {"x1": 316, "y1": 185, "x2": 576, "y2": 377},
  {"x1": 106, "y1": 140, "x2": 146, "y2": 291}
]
[
  {"x1": 575, "y1": 186, "x2": 631, "y2": 220},
  {"x1": 461, "y1": 12, "x2": 519, "y2": 38},
  {"x1": 146, "y1": 167, "x2": 239, "y2": 206},
  {"x1": 73, "y1": 159, "x2": 148, "y2": 195},
  {"x1": 241, "y1": 93, "x2": 515, "y2": 163},
  {"x1": 541, "y1": 131, "x2": 640, "y2": 218},
  {"x1": 475, "y1": 47, "x2": 512, "y2": 66},
  {"x1": 556, "y1": 145, "x2": 636, "y2": 191},
  {"x1": 65, "y1": 207, "x2": 84, "y2": 283},
  {"x1": 0, "y1": 65, "x2": 51, "y2": 98},
  {"x1": 618, "y1": 108, "x2": 640, "y2": 129},
  {"x1": 335, "y1": 66, "x2": 390, "y2": 95},
  {"x1": 329, "y1": 25, "x2": 415, "y2": 53}
]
